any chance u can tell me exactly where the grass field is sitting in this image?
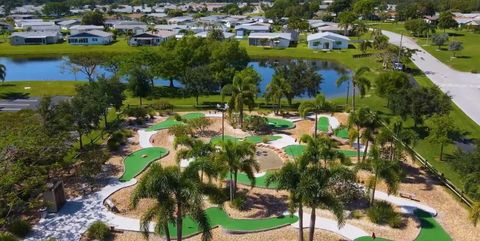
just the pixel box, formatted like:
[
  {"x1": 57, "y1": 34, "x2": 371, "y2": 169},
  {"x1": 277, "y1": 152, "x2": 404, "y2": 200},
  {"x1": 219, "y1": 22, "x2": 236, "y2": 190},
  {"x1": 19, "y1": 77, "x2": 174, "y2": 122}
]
[
  {"x1": 119, "y1": 147, "x2": 169, "y2": 182},
  {"x1": 0, "y1": 81, "x2": 80, "y2": 97}
]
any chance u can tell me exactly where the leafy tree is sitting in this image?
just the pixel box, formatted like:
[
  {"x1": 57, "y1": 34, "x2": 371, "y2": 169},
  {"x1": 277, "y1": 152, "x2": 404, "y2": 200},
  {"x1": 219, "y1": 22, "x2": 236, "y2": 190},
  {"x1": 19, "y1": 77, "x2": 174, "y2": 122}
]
[
  {"x1": 338, "y1": 12, "x2": 357, "y2": 36},
  {"x1": 426, "y1": 114, "x2": 460, "y2": 161},
  {"x1": 448, "y1": 41, "x2": 463, "y2": 57},
  {"x1": 66, "y1": 53, "x2": 108, "y2": 82},
  {"x1": 273, "y1": 61, "x2": 323, "y2": 105},
  {"x1": 404, "y1": 19, "x2": 433, "y2": 37},
  {"x1": 298, "y1": 94, "x2": 333, "y2": 136},
  {"x1": 97, "y1": 76, "x2": 126, "y2": 124},
  {"x1": 187, "y1": 117, "x2": 213, "y2": 136},
  {"x1": 221, "y1": 68, "x2": 260, "y2": 126},
  {"x1": 359, "y1": 40, "x2": 372, "y2": 54},
  {"x1": 328, "y1": 0, "x2": 353, "y2": 14},
  {"x1": 432, "y1": 33, "x2": 449, "y2": 49},
  {"x1": 215, "y1": 140, "x2": 259, "y2": 201},
  {"x1": 287, "y1": 17, "x2": 309, "y2": 32},
  {"x1": 81, "y1": 10, "x2": 105, "y2": 26},
  {"x1": 207, "y1": 28, "x2": 225, "y2": 41},
  {"x1": 264, "y1": 75, "x2": 291, "y2": 115},
  {"x1": 131, "y1": 164, "x2": 212, "y2": 241},
  {"x1": 353, "y1": 0, "x2": 377, "y2": 20},
  {"x1": 374, "y1": 71, "x2": 411, "y2": 105},
  {"x1": 157, "y1": 46, "x2": 181, "y2": 88},
  {"x1": 209, "y1": 39, "x2": 250, "y2": 88},
  {"x1": 348, "y1": 107, "x2": 377, "y2": 162},
  {"x1": 0, "y1": 64, "x2": 6, "y2": 85},
  {"x1": 120, "y1": 49, "x2": 160, "y2": 87},
  {"x1": 352, "y1": 21, "x2": 368, "y2": 39},
  {"x1": 181, "y1": 65, "x2": 215, "y2": 105},
  {"x1": 438, "y1": 11, "x2": 458, "y2": 32},
  {"x1": 43, "y1": 2, "x2": 70, "y2": 17},
  {"x1": 366, "y1": 145, "x2": 403, "y2": 205},
  {"x1": 128, "y1": 68, "x2": 152, "y2": 106}
]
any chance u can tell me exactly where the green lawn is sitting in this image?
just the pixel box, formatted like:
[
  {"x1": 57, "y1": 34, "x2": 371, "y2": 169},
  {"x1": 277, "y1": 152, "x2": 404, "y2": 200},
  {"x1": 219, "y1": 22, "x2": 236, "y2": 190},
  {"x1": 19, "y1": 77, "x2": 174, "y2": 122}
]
[
  {"x1": 210, "y1": 135, "x2": 281, "y2": 146},
  {"x1": 267, "y1": 117, "x2": 295, "y2": 129},
  {"x1": 0, "y1": 81, "x2": 80, "y2": 97},
  {"x1": 119, "y1": 147, "x2": 169, "y2": 182},
  {"x1": 283, "y1": 144, "x2": 306, "y2": 157},
  {"x1": 166, "y1": 207, "x2": 298, "y2": 237}
]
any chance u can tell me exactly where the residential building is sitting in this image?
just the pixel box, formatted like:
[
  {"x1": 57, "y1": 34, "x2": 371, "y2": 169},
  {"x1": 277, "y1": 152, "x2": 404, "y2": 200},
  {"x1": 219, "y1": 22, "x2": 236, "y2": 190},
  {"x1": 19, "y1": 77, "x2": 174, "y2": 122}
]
[
  {"x1": 235, "y1": 23, "x2": 271, "y2": 37},
  {"x1": 155, "y1": 24, "x2": 189, "y2": 34},
  {"x1": 307, "y1": 32, "x2": 350, "y2": 50},
  {"x1": 194, "y1": 31, "x2": 235, "y2": 39},
  {"x1": 129, "y1": 31, "x2": 175, "y2": 46},
  {"x1": 168, "y1": 16, "x2": 194, "y2": 25},
  {"x1": 30, "y1": 25, "x2": 61, "y2": 32},
  {"x1": 112, "y1": 21, "x2": 147, "y2": 35},
  {"x1": 70, "y1": 25, "x2": 104, "y2": 35},
  {"x1": 68, "y1": 30, "x2": 113, "y2": 45},
  {"x1": 57, "y1": 20, "x2": 81, "y2": 30},
  {"x1": 16, "y1": 20, "x2": 55, "y2": 30},
  {"x1": 10, "y1": 31, "x2": 62, "y2": 45},
  {"x1": 0, "y1": 22, "x2": 13, "y2": 31},
  {"x1": 248, "y1": 32, "x2": 292, "y2": 48}
]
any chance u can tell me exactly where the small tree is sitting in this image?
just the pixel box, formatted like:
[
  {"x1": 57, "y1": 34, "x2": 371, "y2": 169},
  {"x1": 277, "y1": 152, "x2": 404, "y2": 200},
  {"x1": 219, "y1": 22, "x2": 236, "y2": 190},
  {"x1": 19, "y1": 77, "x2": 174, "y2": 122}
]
[
  {"x1": 359, "y1": 40, "x2": 371, "y2": 54},
  {"x1": 438, "y1": 11, "x2": 458, "y2": 33},
  {"x1": 426, "y1": 114, "x2": 459, "y2": 161},
  {"x1": 66, "y1": 53, "x2": 108, "y2": 82},
  {"x1": 81, "y1": 10, "x2": 105, "y2": 25},
  {"x1": 128, "y1": 68, "x2": 152, "y2": 106},
  {"x1": 432, "y1": 33, "x2": 449, "y2": 50},
  {"x1": 448, "y1": 41, "x2": 463, "y2": 57}
]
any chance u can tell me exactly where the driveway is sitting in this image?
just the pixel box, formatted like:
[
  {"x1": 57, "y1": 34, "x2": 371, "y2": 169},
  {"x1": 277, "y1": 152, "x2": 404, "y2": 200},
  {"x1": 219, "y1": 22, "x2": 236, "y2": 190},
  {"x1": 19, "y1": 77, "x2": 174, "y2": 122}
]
[{"x1": 383, "y1": 30, "x2": 480, "y2": 125}]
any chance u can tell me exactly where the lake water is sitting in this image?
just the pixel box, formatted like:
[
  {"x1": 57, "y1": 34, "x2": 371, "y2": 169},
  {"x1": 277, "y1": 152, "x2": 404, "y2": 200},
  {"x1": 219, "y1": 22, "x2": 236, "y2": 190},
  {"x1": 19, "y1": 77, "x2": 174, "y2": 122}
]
[{"x1": 0, "y1": 57, "x2": 351, "y2": 99}]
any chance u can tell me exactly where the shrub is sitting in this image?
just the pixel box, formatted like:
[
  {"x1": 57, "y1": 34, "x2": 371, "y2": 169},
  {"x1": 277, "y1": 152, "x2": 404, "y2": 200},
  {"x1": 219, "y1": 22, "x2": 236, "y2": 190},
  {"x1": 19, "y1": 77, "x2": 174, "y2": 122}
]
[
  {"x1": 243, "y1": 115, "x2": 270, "y2": 134},
  {"x1": 86, "y1": 221, "x2": 111, "y2": 241},
  {"x1": 152, "y1": 100, "x2": 173, "y2": 111},
  {"x1": 261, "y1": 136, "x2": 270, "y2": 143},
  {"x1": 367, "y1": 201, "x2": 402, "y2": 228},
  {"x1": 6, "y1": 219, "x2": 31, "y2": 238},
  {"x1": 350, "y1": 210, "x2": 364, "y2": 219},
  {"x1": 230, "y1": 193, "x2": 248, "y2": 211},
  {"x1": 0, "y1": 232, "x2": 18, "y2": 241}
]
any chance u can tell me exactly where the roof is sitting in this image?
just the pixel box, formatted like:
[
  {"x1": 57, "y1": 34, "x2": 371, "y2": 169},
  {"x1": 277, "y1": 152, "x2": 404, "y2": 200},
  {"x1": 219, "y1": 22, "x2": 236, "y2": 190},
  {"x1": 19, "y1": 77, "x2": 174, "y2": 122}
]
[
  {"x1": 155, "y1": 24, "x2": 188, "y2": 30},
  {"x1": 248, "y1": 32, "x2": 292, "y2": 41},
  {"x1": 11, "y1": 31, "x2": 59, "y2": 38},
  {"x1": 57, "y1": 19, "x2": 80, "y2": 26},
  {"x1": 133, "y1": 31, "x2": 175, "y2": 38},
  {"x1": 69, "y1": 30, "x2": 113, "y2": 38},
  {"x1": 235, "y1": 23, "x2": 270, "y2": 31},
  {"x1": 307, "y1": 32, "x2": 350, "y2": 42},
  {"x1": 195, "y1": 31, "x2": 235, "y2": 38},
  {"x1": 70, "y1": 25, "x2": 104, "y2": 30}
]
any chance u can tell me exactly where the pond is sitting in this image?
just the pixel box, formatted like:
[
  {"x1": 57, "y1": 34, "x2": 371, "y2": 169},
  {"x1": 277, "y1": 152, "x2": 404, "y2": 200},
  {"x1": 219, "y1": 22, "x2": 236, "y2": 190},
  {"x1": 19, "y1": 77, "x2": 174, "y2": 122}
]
[{"x1": 0, "y1": 57, "x2": 352, "y2": 99}]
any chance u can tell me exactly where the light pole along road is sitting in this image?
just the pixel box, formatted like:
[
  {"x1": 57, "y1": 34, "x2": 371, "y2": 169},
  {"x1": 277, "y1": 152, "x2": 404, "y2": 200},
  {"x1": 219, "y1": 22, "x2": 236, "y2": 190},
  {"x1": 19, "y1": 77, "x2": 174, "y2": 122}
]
[{"x1": 382, "y1": 30, "x2": 480, "y2": 126}]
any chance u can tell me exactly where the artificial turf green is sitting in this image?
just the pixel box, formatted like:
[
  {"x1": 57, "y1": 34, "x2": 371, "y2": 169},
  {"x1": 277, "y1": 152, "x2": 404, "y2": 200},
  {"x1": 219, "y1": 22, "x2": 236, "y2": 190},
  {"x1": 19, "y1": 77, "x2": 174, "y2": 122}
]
[
  {"x1": 119, "y1": 147, "x2": 169, "y2": 182},
  {"x1": 182, "y1": 112, "x2": 206, "y2": 120},
  {"x1": 166, "y1": 207, "x2": 298, "y2": 237},
  {"x1": 267, "y1": 118, "x2": 295, "y2": 129},
  {"x1": 210, "y1": 135, "x2": 281, "y2": 145},
  {"x1": 335, "y1": 127, "x2": 349, "y2": 139},
  {"x1": 317, "y1": 117, "x2": 330, "y2": 132},
  {"x1": 244, "y1": 135, "x2": 282, "y2": 144},
  {"x1": 146, "y1": 113, "x2": 205, "y2": 131},
  {"x1": 283, "y1": 145, "x2": 306, "y2": 157},
  {"x1": 225, "y1": 171, "x2": 278, "y2": 189}
]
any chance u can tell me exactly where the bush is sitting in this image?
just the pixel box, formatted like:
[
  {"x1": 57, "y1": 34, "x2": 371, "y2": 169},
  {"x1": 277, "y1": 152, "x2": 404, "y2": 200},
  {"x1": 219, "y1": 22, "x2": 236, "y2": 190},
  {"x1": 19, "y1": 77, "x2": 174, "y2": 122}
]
[
  {"x1": 350, "y1": 210, "x2": 364, "y2": 219},
  {"x1": 0, "y1": 232, "x2": 18, "y2": 241},
  {"x1": 152, "y1": 100, "x2": 173, "y2": 111},
  {"x1": 107, "y1": 130, "x2": 131, "y2": 151},
  {"x1": 6, "y1": 219, "x2": 31, "y2": 238},
  {"x1": 367, "y1": 201, "x2": 402, "y2": 228},
  {"x1": 230, "y1": 193, "x2": 248, "y2": 211},
  {"x1": 243, "y1": 115, "x2": 270, "y2": 134},
  {"x1": 86, "y1": 221, "x2": 111, "y2": 241}
]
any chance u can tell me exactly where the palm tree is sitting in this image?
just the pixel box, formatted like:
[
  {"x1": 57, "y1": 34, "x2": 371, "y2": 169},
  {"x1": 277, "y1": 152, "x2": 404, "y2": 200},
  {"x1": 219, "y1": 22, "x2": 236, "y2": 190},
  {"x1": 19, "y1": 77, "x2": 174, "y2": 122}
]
[
  {"x1": 266, "y1": 157, "x2": 309, "y2": 241},
  {"x1": 470, "y1": 202, "x2": 480, "y2": 227},
  {"x1": 174, "y1": 135, "x2": 217, "y2": 182},
  {"x1": 299, "y1": 94, "x2": 333, "y2": 136},
  {"x1": 0, "y1": 64, "x2": 6, "y2": 85},
  {"x1": 264, "y1": 75, "x2": 292, "y2": 115},
  {"x1": 359, "y1": 109, "x2": 381, "y2": 162},
  {"x1": 215, "y1": 140, "x2": 259, "y2": 201},
  {"x1": 352, "y1": 20, "x2": 368, "y2": 39},
  {"x1": 337, "y1": 67, "x2": 370, "y2": 112},
  {"x1": 300, "y1": 166, "x2": 346, "y2": 241},
  {"x1": 366, "y1": 145, "x2": 402, "y2": 205},
  {"x1": 299, "y1": 134, "x2": 323, "y2": 165},
  {"x1": 131, "y1": 164, "x2": 212, "y2": 241},
  {"x1": 221, "y1": 68, "x2": 260, "y2": 126}
]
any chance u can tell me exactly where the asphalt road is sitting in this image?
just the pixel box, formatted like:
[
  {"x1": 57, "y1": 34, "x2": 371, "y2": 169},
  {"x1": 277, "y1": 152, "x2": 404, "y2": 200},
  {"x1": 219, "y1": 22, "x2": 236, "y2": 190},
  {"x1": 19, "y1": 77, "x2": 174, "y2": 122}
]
[
  {"x1": 383, "y1": 30, "x2": 480, "y2": 125},
  {"x1": 0, "y1": 96, "x2": 71, "y2": 112}
]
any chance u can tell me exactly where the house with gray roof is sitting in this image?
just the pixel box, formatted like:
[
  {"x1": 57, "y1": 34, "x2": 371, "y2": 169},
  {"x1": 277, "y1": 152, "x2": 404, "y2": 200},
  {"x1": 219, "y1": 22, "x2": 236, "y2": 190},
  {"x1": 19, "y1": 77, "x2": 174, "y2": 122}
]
[
  {"x1": 10, "y1": 31, "x2": 62, "y2": 45},
  {"x1": 129, "y1": 31, "x2": 175, "y2": 46},
  {"x1": 70, "y1": 25, "x2": 104, "y2": 35},
  {"x1": 195, "y1": 31, "x2": 235, "y2": 39},
  {"x1": 235, "y1": 23, "x2": 271, "y2": 37},
  {"x1": 112, "y1": 21, "x2": 147, "y2": 35},
  {"x1": 168, "y1": 16, "x2": 194, "y2": 25},
  {"x1": 57, "y1": 19, "x2": 81, "y2": 30},
  {"x1": 248, "y1": 32, "x2": 292, "y2": 48},
  {"x1": 155, "y1": 24, "x2": 189, "y2": 34},
  {"x1": 0, "y1": 22, "x2": 13, "y2": 31},
  {"x1": 68, "y1": 30, "x2": 113, "y2": 45}
]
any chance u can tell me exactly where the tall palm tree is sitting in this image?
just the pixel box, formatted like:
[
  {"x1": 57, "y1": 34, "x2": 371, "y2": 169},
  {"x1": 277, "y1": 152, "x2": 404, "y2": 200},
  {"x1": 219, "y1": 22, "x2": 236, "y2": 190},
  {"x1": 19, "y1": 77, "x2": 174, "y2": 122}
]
[
  {"x1": 299, "y1": 94, "x2": 333, "y2": 136},
  {"x1": 221, "y1": 68, "x2": 260, "y2": 126},
  {"x1": 359, "y1": 109, "x2": 381, "y2": 162},
  {"x1": 174, "y1": 135, "x2": 217, "y2": 182},
  {"x1": 0, "y1": 64, "x2": 6, "y2": 85},
  {"x1": 264, "y1": 75, "x2": 292, "y2": 115},
  {"x1": 266, "y1": 157, "x2": 309, "y2": 241},
  {"x1": 366, "y1": 145, "x2": 402, "y2": 205},
  {"x1": 299, "y1": 134, "x2": 323, "y2": 165},
  {"x1": 352, "y1": 20, "x2": 368, "y2": 39},
  {"x1": 215, "y1": 140, "x2": 259, "y2": 201},
  {"x1": 300, "y1": 166, "x2": 346, "y2": 241},
  {"x1": 336, "y1": 67, "x2": 370, "y2": 112},
  {"x1": 131, "y1": 164, "x2": 212, "y2": 241},
  {"x1": 470, "y1": 202, "x2": 480, "y2": 227}
]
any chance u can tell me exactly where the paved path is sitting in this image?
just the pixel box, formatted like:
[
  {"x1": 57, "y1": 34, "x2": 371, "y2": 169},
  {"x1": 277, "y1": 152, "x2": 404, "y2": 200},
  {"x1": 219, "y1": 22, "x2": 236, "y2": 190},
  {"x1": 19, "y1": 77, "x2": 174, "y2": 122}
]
[
  {"x1": 373, "y1": 190, "x2": 437, "y2": 216},
  {"x1": 383, "y1": 30, "x2": 480, "y2": 125},
  {"x1": 291, "y1": 213, "x2": 369, "y2": 240}
]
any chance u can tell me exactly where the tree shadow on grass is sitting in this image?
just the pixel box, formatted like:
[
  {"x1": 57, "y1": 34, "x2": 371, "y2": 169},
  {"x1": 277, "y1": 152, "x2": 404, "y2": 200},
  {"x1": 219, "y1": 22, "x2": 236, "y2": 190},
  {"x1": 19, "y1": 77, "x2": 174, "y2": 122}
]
[
  {"x1": 0, "y1": 92, "x2": 30, "y2": 100},
  {"x1": 0, "y1": 83, "x2": 16, "y2": 87},
  {"x1": 448, "y1": 32, "x2": 465, "y2": 37},
  {"x1": 455, "y1": 55, "x2": 471, "y2": 59}
]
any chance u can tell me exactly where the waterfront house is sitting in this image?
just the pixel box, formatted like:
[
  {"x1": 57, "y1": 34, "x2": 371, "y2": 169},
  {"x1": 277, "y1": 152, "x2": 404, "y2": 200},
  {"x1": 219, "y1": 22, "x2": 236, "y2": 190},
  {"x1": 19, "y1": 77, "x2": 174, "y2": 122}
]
[
  {"x1": 248, "y1": 32, "x2": 292, "y2": 48},
  {"x1": 112, "y1": 21, "x2": 147, "y2": 35},
  {"x1": 307, "y1": 32, "x2": 350, "y2": 50},
  {"x1": 68, "y1": 30, "x2": 113, "y2": 45},
  {"x1": 129, "y1": 31, "x2": 175, "y2": 46},
  {"x1": 10, "y1": 31, "x2": 62, "y2": 45}
]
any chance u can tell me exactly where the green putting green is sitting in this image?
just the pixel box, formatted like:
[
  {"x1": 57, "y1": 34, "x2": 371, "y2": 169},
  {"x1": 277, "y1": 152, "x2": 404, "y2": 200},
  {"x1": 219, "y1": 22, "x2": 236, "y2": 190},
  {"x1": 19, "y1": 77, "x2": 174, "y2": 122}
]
[
  {"x1": 337, "y1": 149, "x2": 363, "y2": 157},
  {"x1": 317, "y1": 116, "x2": 330, "y2": 132},
  {"x1": 283, "y1": 145, "x2": 306, "y2": 157},
  {"x1": 166, "y1": 207, "x2": 298, "y2": 237},
  {"x1": 244, "y1": 135, "x2": 282, "y2": 144},
  {"x1": 119, "y1": 147, "x2": 169, "y2": 182},
  {"x1": 225, "y1": 171, "x2": 277, "y2": 189},
  {"x1": 210, "y1": 135, "x2": 282, "y2": 145},
  {"x1": 146, "y1": 113, "x2": 206, "y2": 131},
  {"x1": 354, "y1": 210, "x2": 452, "y2": 241},
  {"x1": 210, "y1": 135, "x2": 240, "y2": 145},
  {"x1": 335, "y1": 127, "x2": 349, "y2": 139},
  {"x1": 267, "y1": 118, "x2": 295, "y2": 129}
]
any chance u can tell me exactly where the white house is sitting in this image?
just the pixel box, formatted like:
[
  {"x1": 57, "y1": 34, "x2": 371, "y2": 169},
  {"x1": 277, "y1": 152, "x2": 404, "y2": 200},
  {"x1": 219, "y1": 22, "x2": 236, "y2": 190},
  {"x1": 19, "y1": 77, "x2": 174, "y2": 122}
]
[
  {"x1": 155, "y1": 24, "x2": 189, "y2": 34},
  {"x1": 70, "y1": 25, "x2": 104, "y2": 35},
  {"x1": 112, "y1": 21, "x2": 147, "y2": 35},
  {"x1": 10, "y1": 31, "x2": 62, "y2": 45},
  {"x1": 248, "y1": 32, "x2": 292, "y2": 48},
  {"x1": 194, "y1": 31, "x2": 235, "y2": 39},
  {"x1": 68, "y1": 30, "x2": 113, "y2": 45},
  {"x1": 129, "y1": 31, "x2": 175, "y2": 46},
  {"x1": 168, "y1": 16, "x2": 194, "y2": 25},
  {"x1": 57, "y1": 19, "x2": 80, "y2": 30},
  {"x1": 307, "y1": 32, "x2": 350, "y2": 50}
]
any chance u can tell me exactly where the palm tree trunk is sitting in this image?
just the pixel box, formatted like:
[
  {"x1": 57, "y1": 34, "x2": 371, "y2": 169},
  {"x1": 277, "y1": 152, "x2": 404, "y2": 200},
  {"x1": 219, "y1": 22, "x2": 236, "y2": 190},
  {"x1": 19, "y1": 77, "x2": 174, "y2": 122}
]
[
  {"x1": 357, "y1": 125, "x2": 361, "y2": 163},
  {"x1": 440, "y1": 142, "x2": 444, "y2": 161},
  {"x1": 176, "y1": 206, "x2": 183, "y2": 241},
  {"x1": 229, "y1": 171, "x2": 234, "y2": 201},
  {"x1": 234, "y1": 170, "x2": 238, "y2": 196},
  {"x1": 239, "y1": 109, "x2": 244, "y2": 127},
  {"x1": 345, "y1": 81, "x2": 350, "y2": 109},
  {"x1": 352, "y1": 84, "x2": 356, "y2": 112},
  {"x1": 78, "y1": 132, "x2": 83, "y2": 149},
  {"x1": 362, "y1": 140, "x2": 369, "y2": 162},
  {"x1": 370, "y1": 175, "x2": 378, "y2": 205},
  {"x1": 104, "y1": 112, "x2": 108, "y2": 128},
  {"x1": 140, "y1": 97, "x2": 143, "y2": 106},
  {"x1": 298, "y1": 202, "x2": 304, "y2": 241},
  {"x1": 164, "y1": 224, "x2": 171, "y2": 241},
  {"x1": 308, "y1": 208, "x2": 316, "y2": 241},
  {"x1": 169, "y1": 79, "x2": 175, "y2": 88},
  {"x1": 314, "y1": 113, "x2": 318, "y2": 136}
]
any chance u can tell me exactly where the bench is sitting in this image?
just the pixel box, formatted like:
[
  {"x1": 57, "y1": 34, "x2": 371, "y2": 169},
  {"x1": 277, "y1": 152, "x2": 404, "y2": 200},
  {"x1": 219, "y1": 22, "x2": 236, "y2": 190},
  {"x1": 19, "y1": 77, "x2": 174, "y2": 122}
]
[{"x1": 399, "y1": 192, "x2": 419, "y2": 201}]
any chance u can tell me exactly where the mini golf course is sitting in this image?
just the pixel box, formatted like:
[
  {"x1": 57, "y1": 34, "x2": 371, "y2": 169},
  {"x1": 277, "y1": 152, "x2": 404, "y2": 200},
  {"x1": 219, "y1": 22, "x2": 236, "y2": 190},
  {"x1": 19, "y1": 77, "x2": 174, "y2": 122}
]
[
  {"x1": 210, "y1": 135, "x2": 282, "y2": 145},
  {"x1": 226, "y1": 171, "x2": 277, "y2": 189},
  {"x1": 317, "y1": 116, "x2": 330, "y2": 132},
  {"x1": 146, "y1": 113, "x2": 205, "y2": 131},
  {"x1": 119, "y1": 147, "x2": 169, "y2": 182},
  {"x1": 267, "y1": 118, "x2": 295, "y2": 129},
  {"x1": 283, "y1": 145, "x2": 362, "y2": 158},
  {"x1": 335, "y1": 127, "x2": 349, "y2": 139},
  {"x1": 166, "y1": 207, "x2": 298, "y2": 238}
]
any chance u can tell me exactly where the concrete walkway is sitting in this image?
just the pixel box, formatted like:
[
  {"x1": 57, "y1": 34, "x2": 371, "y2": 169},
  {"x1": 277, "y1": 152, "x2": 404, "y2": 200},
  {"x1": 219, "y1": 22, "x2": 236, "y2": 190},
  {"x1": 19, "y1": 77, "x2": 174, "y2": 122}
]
[
  {"x1": 291, "y1": 213, "x2": 369, "y2": 240},
  {"x1": 373, "y1": 190, "x2": 437, "y2": 216},
  {"x1": 383, "y1": 30, "x2": 480, "y2": 125}
]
